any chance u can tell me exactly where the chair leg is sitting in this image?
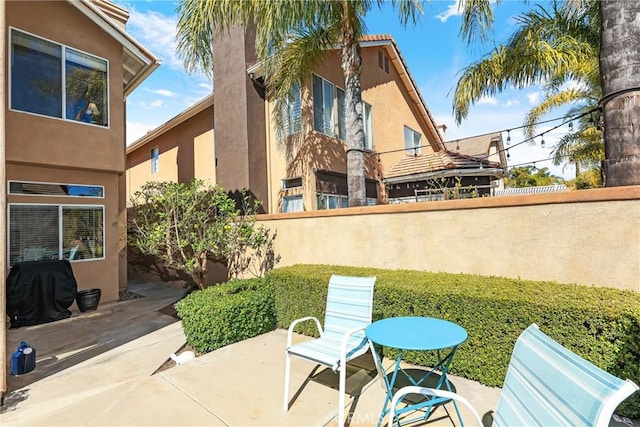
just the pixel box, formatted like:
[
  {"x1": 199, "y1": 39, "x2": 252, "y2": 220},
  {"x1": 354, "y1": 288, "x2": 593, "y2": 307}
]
[
  {"x1": 283, "y1": 351, "x2": 291, "y2": 411},
  {"x1": 338, "y1": 365, "x2": 346, "y2": 427}
]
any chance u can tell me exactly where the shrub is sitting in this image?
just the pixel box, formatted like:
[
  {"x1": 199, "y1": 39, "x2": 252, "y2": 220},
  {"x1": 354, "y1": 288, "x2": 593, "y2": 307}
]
[
  {"x1": 175, "y1": 278, "x2": 275, "y2": 353},
  {"x1": 265, "y1": 264, "x2": 640, "y2": 418}
]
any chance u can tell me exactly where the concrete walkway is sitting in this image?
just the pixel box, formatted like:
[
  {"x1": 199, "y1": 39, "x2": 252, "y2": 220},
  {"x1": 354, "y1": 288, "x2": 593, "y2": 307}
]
[{"x1": 1, "y1": 281, "x2": 634, "y2": 426}]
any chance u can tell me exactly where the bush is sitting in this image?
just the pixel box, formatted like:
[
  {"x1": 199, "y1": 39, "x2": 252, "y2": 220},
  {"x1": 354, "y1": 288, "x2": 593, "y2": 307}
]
[
  {"x1": 175, "y1": 278, "x2": 276, "y2": 353},
  {"x1": 265, "y1": 264, "x2": 640, "y2": 418}
]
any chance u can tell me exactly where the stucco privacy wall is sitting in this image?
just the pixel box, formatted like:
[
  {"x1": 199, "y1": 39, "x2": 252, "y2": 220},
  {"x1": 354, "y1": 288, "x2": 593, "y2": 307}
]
[{"x1": 257, "y1": 186, "x2": 640, "y2": 292}]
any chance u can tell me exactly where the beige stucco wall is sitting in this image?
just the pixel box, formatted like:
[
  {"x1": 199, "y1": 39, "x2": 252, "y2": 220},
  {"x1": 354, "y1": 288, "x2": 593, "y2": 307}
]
[
  {"x1": 257, "y1": 186, "x2": 640, "y2": 292},
  {"x1": 194, "y1": 129, "x2": 216, "y2": 184},
  {"x1": 6, "y1": 1, "x2": 125, "y2": 172},
  {"x1": 5, "y1": 1, "x2": 132, "y2": 303},
  {"x1": 126, "y1": 107, "x2": 215, "y2": 202}
]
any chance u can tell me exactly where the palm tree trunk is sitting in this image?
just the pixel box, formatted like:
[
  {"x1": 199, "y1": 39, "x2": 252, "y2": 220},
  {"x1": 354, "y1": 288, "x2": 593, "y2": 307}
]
[
  {"x1": 600, "y1": 0, "x2": 640, "y2": 186},
  {"x1": 341, "y1": 4, "x2": 367, "y2": 207}
]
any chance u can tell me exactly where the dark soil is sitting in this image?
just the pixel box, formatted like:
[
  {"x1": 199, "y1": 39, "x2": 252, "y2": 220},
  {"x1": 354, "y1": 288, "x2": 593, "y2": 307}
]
[{"x1": 154, "y1": 300, "x2": 203, "y2": 374}]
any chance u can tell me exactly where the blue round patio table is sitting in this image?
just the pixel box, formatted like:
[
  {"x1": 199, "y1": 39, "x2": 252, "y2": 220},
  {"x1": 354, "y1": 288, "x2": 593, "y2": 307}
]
[{"x1": 365, "y1": 317, "x2": 468, "y2": 426}]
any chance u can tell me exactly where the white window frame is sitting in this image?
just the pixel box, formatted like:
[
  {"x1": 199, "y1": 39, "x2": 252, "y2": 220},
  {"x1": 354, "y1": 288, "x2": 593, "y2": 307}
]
[
  {"x1": 363, "y1": 101, "x2": 373, "y2": 150},
  {"x1": 151, "y1": 147, "x2": 159, "y2": 174},
  {"x1": 313, "y1": 74, "x2": 336, "y2": 136},
  {"x1": 286, "y1": 83, "x2": 302, "y2": 135},
  {"x1": 9, "y1": 27, "x2": 110, "y2": 128},
  {"x1": 282, "y1": 195, "x2": 304, "y2": 213},
  {"x1": 8, "y1": 203, "x2": 106, "y2": 266},
  {"x1": 8, "y1": 180, "x2": 104, "y2": 198},
  {"x1": 404, "y1": 125, "x2": 422, "y2": 155}
]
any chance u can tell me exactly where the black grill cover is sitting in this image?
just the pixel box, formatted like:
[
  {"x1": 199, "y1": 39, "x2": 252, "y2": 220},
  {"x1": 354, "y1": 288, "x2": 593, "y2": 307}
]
[{"x1": 6, "y1": 260, "x2": 78, "y2": 328}]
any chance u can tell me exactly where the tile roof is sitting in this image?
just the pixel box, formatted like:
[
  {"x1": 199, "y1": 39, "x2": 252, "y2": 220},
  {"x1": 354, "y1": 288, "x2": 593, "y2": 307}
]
[{"x1": 385, "y1": 150, "x2": 502, "y2": 179}]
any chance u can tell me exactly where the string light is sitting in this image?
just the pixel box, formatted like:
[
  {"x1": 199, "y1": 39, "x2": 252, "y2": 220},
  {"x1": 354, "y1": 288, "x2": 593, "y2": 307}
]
[
  {"x1": 540, "y1": 134, "x2": 545, "y2": 148},
  {"x1": 369, "y1": 107, "x2": 600, "y2": 172}
]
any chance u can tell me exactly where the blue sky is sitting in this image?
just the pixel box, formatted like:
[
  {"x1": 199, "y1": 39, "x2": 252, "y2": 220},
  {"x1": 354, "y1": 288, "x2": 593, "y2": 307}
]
[{"x1": 116, "y1": 0, "x2": 576, "y2": 179}]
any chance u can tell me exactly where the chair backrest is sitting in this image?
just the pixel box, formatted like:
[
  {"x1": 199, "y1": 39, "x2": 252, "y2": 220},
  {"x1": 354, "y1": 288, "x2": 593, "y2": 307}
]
[
  {"x1": 494, "y1": 324, "x2": 638, "y2": 427},
  {"x1": 322, "y1": 275, "x2": 376, "y2": 346}
]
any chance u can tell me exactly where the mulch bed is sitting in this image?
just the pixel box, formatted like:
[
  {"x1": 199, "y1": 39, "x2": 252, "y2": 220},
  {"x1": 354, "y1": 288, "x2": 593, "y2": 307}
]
[{"x1": 118, "y1": 289, "x2": 145, "y2": 302}]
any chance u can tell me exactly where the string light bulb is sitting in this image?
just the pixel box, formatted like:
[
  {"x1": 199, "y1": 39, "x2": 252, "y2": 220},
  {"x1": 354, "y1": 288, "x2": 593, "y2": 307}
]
[
  {"x1": 506, "y1": 130, "x2": 511, "y2": 145},
  {"x1": 540, "y1": 135, "x2": 545, "y2": 148},
  {"x1": 506, "y1": 150, "x2": 510, "y2": 160},
  {"x1": 568, "y1": 121, "x2": 574, "y2": 131}
]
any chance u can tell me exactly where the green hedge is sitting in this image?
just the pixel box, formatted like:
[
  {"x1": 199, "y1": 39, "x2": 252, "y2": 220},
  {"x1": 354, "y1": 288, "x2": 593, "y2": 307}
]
[
  {"x1": 175, "y1": 278, "x2": 276, "y2": 353},
  {"x1": 265, "y1": 265, "x2": 640, "y2": 418}
]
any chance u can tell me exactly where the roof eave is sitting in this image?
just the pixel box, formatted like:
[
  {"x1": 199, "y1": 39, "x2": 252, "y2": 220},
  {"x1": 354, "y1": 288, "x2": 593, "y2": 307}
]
[
  {"x1": 71, "y1": 0, "x2": 161, "y2": 96},
  {"x1": 126, "y1": 93, "x2": 214, "y2": 153}
]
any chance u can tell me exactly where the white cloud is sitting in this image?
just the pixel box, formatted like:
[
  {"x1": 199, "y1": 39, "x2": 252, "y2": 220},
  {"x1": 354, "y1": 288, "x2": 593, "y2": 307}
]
[
  {"x1": 149, "y1": 89, "x2": 178, "y2": 97},
  {"x1": 126, "y1": 121, "x2": 156, "y2": 145},
  {"x1": 126, "y1": 8, "x2": 183, "y2": 71},
  {"x1": 503, "y1": 99, "x2": 520, "y2": 107},
  {"x1": 435, "y1": 0, "x2": 461, "y2": 23},
  {"x1": 526, "y1": 92, "x2": 540, "y2": 105},
  {"x1": 149, "y1": 100, "x2": 164, "y2": 107},
  {"x1": 477, "y1": 95, "x2": 499, "y2": 105}
]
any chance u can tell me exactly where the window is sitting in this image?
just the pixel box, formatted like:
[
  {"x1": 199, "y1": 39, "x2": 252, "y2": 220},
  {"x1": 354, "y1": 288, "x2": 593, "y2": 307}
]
[
  {"x1": 285, "y1": 83, "x2": 301, "y2": 135},
  {"x1": 378, "y1": 50, "x2": 389, "y2": 73},
  {"x1": 363, "y1": 102, "x2": 373, "y2": 150},
  {"x1": 281, "y1": 177, "x2": 302, "y2": 189},
  {"x1": 8, "y1": 204, "x2": 105, "y2": 265},
  {"x1": 316, "y1": 193, "x2": 377, "y2": 209},
  {"x1": 313, "y1": 74, "x2": 335, "y2": 136},
  {"x1": 9, "y1": 181, "x2": 104, "y2": 198},
  {"x1": 334, "y1": 86, "x2": 371, "y2": 146},
  {"x1": 151, "y1": 147, "x2": 159, "y2": 174},
  {"x1": 317, "y1": 194, "x2": 349, "y2": 210},
  {"x1": 404, "y1": 126, "x2": 422, "y2": 155},
  {"x1": 10, "y1": 28, "x2": 108, "y2": 127},
  {"x1": 337, "y1": 88, "x2": 346, "y2": 140},
  {"x1": 282, "y1": 195, "x2": 303, "y2": 213}
]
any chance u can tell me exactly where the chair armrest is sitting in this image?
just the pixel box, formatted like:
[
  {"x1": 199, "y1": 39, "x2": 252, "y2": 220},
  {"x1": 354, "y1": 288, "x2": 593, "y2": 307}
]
[
  {"x1": 339, "y1": 326, "x2": 368, "y2": 372},
  {"x1": 388, "y1": 386, "x2": 483, "y2": 427},
  {"x1": 287, "y1": 316, "x2": 323, "y2": 349}
]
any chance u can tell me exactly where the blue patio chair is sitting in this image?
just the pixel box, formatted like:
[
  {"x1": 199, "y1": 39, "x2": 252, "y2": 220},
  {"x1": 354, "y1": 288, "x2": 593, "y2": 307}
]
[
  {"x1": 388, "y1": 324, "x2": 638, "y2": 427},
  {"x1": 283, "y1": 274, "x2": 376, "y2": 427}
]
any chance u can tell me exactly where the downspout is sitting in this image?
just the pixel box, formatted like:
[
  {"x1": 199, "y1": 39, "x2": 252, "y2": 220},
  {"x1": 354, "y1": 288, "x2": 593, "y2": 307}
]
[{"x1": 0, "y1": 0, "x2": 8, "y2": 404}]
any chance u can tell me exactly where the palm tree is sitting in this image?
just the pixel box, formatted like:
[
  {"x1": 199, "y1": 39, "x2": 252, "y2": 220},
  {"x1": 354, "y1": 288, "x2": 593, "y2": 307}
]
[
  {"x1": 453, "y1": 1, "x2": 603, "y2": 177},
  {"x1": 456, "y1": 0, "x2": 639, "y2": 186},
  {"x1": 175, "y1": 0, "x2": 423, "y2": 207},
  {"x1": 599, "y1": 0, "x2": 640, "y2": 186}
]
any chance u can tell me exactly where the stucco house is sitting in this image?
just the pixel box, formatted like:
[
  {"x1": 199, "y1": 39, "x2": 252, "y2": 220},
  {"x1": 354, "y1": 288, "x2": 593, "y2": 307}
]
[
  {"x1": 5, "y1": 0, "x2": 159, "y2": 302},
  {"x1": 126, "y1": 28, "x2": 505, "y2": 213}
]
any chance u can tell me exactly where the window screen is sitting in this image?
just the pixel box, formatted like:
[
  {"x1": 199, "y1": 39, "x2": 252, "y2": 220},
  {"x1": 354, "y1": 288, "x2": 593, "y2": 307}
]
[{"x1": 9, "y1": 204, "x2": 104, "y2": 265}]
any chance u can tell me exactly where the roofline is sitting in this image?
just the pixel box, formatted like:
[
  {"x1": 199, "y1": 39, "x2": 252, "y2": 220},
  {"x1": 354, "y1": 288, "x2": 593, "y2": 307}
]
[
  {"x1": 246, "y1": 36, "x2": 444, "y2": 150},
  {"x1": 70, "y1": 0, "x2": 161, "y2": 96},
  {"x1": 358, "y1": 38, "x2": 444, "y2": 150},
  {"x1": 126, "y1": 93, "x2": 215, "y2": 153}
]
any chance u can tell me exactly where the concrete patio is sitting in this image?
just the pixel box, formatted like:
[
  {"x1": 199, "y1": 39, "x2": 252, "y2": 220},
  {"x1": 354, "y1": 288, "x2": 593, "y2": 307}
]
[{"x1": 1, "y1": 281, "x2": 634, "y2": 426}]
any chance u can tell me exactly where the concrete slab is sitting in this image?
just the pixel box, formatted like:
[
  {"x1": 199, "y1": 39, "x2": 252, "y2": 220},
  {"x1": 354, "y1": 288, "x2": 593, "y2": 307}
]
[{"x1": 3, "y1": 280, "x2": 636, "y2": 427}]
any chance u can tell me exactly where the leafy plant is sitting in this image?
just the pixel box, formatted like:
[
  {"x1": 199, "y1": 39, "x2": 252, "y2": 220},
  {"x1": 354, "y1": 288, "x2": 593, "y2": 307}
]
[{"x1": 127, "y1": 180, "x2": 279, "y2": 289}]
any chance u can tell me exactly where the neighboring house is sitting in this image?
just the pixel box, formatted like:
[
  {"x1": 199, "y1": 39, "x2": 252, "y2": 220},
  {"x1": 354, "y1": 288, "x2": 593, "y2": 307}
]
[
  {"x1": 385, "y1": 132, "x2": 507, "y2": 203},
  {"x1": 6, "y1": 0, "x2": 159, "y2": 303},
  {"x1": 126, "y1": 29, "x2": 505, "y2": 213}
]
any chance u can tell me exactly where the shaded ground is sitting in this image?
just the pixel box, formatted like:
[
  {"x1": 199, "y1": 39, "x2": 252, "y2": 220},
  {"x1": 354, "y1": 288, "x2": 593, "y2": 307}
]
[{"x1": 4, "y1": 281, "x2": 188, "y2": 396}]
